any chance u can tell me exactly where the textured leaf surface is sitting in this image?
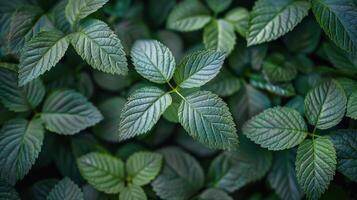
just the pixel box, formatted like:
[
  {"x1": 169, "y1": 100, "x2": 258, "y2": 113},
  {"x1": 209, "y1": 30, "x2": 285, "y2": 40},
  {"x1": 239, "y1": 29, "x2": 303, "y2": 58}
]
[
  {"x1": 166, "y1": 0, "x2": 211, "y2": 31},
  {"x1": 247, "y1": 0, "x2": 310, "y2": 46},
  {"x1": 312, "y1": 0, "x2": 357, "y2": 52},
  {"x1": 119, "y1": 184, "x2": 147, "y2": 200},
  {"x1": 47, "y1": 177, "x2": 83, "y2": 200},
  {"x1": 296, "y1": 137, "x2": 336, "y2": 200},
  {"x1": 28, "y1": 179, "x2": 58, "y2": 200},
  {"x1": 199, "y1": 188, "x2": 233, "y2": 200},
  {"x1": 77, "y1": 152, "x2": 125, "y2": 194},
  {"x1": 262, "y1": 53, "x2": 297, "y2": 82},
  {"x1": 126, "y1": 151, "x2": 162, "y2": 186},
  {"x1": 41, "y1": 90, "x2": 103, "y2": 135},
  {"x1": 65, "y1": 0, "x2": 109, "y2": 25},
  {"x1": 0, "y1": 68, "x2": 45, "y2": 112},
  {"x1": 119, "y1": 87, "x2": 172, "y2": 141},
  {"x1": 203, "y1": 69, "x2": 241, "y2": 97},
  {"x1": 304, "y1": 80, "x2": 347, "y2": 129},
  {"x1": 131, "y1": 40, "x2": 175, "y2": 83},
  {"x1": 0, "y1": 179, "x2": 20, "y2": 200},
  {"x1": 0, "y1": 119, "x2": 44, "y2": 185},
  {"x1": 243, "y1": 107, "x2": 307, "y2": 150},
  {"x1": 70, "y1": 19, "x2": 128, "y2": 75},
  {"x1": 19, "y1": 31, "x2": 69, "y2": 86},
  {"x1": 203, "y1": 19, "x2": 236, "y2": 54},
  {"x1": 152, "y1": 147, "x2": 204, "y2": 200},
  {"x1": 174, "y1": 50, "x2": 225, "y2": 88},
  {"x1": 347, "y1": 91, "x2": 357, "y2": 119},
  {"x1": 178, "y1": 91, "x2": 238, "y2": 150},
  {"x1": 224, "y1": 7, "x2": 249, "y2": 37},
  {"x1": 250, "y1": 79, "x2": 296, "y2": 97}
]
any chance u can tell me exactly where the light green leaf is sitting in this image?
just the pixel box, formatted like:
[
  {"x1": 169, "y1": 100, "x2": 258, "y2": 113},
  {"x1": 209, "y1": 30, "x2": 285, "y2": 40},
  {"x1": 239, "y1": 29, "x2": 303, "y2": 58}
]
[
  {"x1": 152, "y1": 147, "x2": 204, "y2": 200},
  {"x1": 174, "y1": 50, "x2": 225, "y2": 88},
  {"x1": 0, "y1": 179, "x2": 20, "y2": 200},
  {"x1": 199, "y1": 188, "x2": 233, "y2": 200},
  {"x1": 312, "y1": 0, "x2": 357, "y2": 52},
  {"x1": 65, "y1": 0, "x2": 109, "y2": 25},
  {"x1": 131, "y1": 40, "x2": 176, "y2": 84},
  {"x1": 0, "y1": 68, "x2": 45, "y2": 112},
  {"x1": 166, "y1": 0, "x2": 211, "y2": 31},
  {"x1": 178, "y1": 91, "x2": 238, "y2": 150},
  {"x1": 347, "y1": 91, "x2": 357, "y2": 119},
  {"x1": 119, "y1": 184, "x2": 147, "y2": 200},
  {"x1": 18, "y1": 30, "x2": 69, "y2": 86},
  {"x1": 322, "y1": 42, "x2": 357, "y2": 73},
  {"x1": 70, "y1": 19, "x2": 128, "y2": 75},
  {"x1": 0, "y1": 119, "x2": 44, "y2": 185},
  {"x1": 47, "y1": 177, "x2": 84, "y2": 200},
  {"x1": 126, "y1": 151, "x2": 163, "y2": 186},
  {"x1": 119, "y1": 87, "x2": 172, "y2": 141},
  {"x1": 304, "y1": 80, "x2": 347, "y2": 129},
  {"x1": 247, "y1": 0, "x2": 310, "y2": 46},
  {"x1": 77, "y1": 152, "x2": 125, "y2": 194},
  {"x1": 203, "y1": 19, "x2": 236, "y2": 55},
  {"x1": 41, "y1": 90, "x2": 103, "y2": 135},
  {"x1": 206, "y1": 0, "x2": 232, "y2": 14},
  {"x1": 224, "y1": 7, "x2": 250, "y2": 37},
  {"x1": 262, "y1": 53, "x2": 297, "y2": 82},
  {"x1": 243, "y1": 107, "x2": 307, "y2": 151},
  {"x1": 203, "y1": 69, "x2": 241, "y2": 97},
  {"x1": 296, "y1": 137, "x2": 337, "y2": 200}
]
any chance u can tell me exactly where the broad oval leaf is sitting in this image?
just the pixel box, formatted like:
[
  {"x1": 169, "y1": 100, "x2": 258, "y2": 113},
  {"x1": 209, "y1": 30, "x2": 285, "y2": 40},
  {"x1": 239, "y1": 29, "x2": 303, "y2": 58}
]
[
  {"x1": 47, "y1": 177, "x2": 84, "y2": 200},
  {"x1": 243, "y1": 107, "x2": 307, "y2": 150},
  {"x1": 247, "y1": 0, "x2": 310, "y2": 46},
  {"x1": 304, "y1": 80, "x2": 347, "y2": 129},
  {"x1": 178, "y1": 91, "x2": 238, "y2": 150},
  {"x1": 119, "y1": 86, "x2": 172, "y2": 141},
  {"x1": 65, "y1": 0, "x2": 109, "y2": 25},
  {"x1": 18, "y1": 30, "x2": 69, "y2": 86},
  {"x1": 262, "y1": 53, "x2": 297, "y2": 82},
  {"x1": 0, "y1": 119, "x2": 44, "y2": 185},
  {"x1": 206, "y1": 0, "x2": 232, "y2": 14},
  {"x1": 347, "y1": 91, "x2": 357, "y2": 119},
  {"x1": 119, "y1": 184, "x2": 147, "y2": 200},
  {"x1": 131, "y1": 40, "x2": 176, "y2": 84},
  {"x1": 296, "y1": 137, "x2": 337, "y2": 200},
  {"x1": 41, "y1": 90, "x2": 103, "y2": 135},
  {"x1": 174, "y1": 50, "x2": 225, "y2": 88},
  {"x1": 166, "y1": 0, "x2": 211, "y2": 31},
  {"x1": 77, "y1": 152, "x2": 125, "y2": 194},
  {"x1": 70, "y1": 19, "x2": 128, "y2": 75},
  {"x1": 0, "y1": 179, "x2": 20, "y2": 200}
]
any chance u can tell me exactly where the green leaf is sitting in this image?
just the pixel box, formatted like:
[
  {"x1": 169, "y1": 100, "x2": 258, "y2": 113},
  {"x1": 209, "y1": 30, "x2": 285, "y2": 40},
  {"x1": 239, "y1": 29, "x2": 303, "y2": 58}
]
[
  {"x1": 28, "y1": 179, "x2": 58, "y2": 200},
  {"x1": 18, "y1": 30, "x2": 69, "y2": 86},
  {"x1": 224, "y1": 7, "x2": 250, "y2": 37},
  {"x1": 0, "y1": 119, "x2": 44, "y2": 185},
  {"x1": 131, "y1": 40, "x2": 176, "y2": 84},
  {"x1": 331, "y1": 129, "x2": 357, "y2": 182},
  {"x1": 77, "y1": 152, "x2": 125, "y2": 194},
  {"x1": 0, "y1": 179, "x2": 20, "y2": 200},
  {"x1": 347, "y1": 91, "x2": 357, "y2": 119},
  {"x1": 250, "y1": 79, "x2": 296, "y2": 97},
  {"x1": 203, "y1": 19, "x2": 236, "y2": 55},
  {"x1": 0, "y1": 68, "x2": 45, "y2": 112},
  {"x1": 205, "y1": 0, "x2": 232, "y2": 14},
  {"x1": 262, "y1": 53, "x2": 297, "y2": 82},
  {"x1": 322, "y1": 42, "x2": 357, "y2": 73},
  {"x1": 174, "y1": 50, "x2": 225, "y2": 88},
  {"x1": 202, "y1": 69, "x2": 241, "y2": 97},
  {"x1": 126, "y1": 151, "x2": 162, "y2": 186},
  {"x1": 47, "y1": 177, "x2": 84, "y2": 200},
  {"x1": 50, "y1": 0, "x2": 71, "y2": 33},
  {"x1": 178, "y1": 91, "x2": 238, "y2": 150},
  {"x1": 70, "y1": 19, "x2": 128, "y2": 75},
  {"x1": 296, "y1": 137, "x2": 337, "y2": 200},
  {"x1": 268, "y1": 150, "x2": 303, "y2": 200},
  {"x1": 247, "y1": 0, "x2": 310, "y2": 46},
  {"x1": 41, "y1": 90, "x2": 103, "y2": 135},
  {"x1": 304, "y1": 80, "x2": 347, "y2": 130},
  {"x1": 166, "y1": 0, "x2": 211, "y2": 31},
  {"x1": 243, "y1": 107, "x2": 307, "y2": 151},
  {"x1": 199, "y1": 188, "x2": 233, "y2": 200},
  {"x1": 152, "y1": 147, "x2": 204, "y2": 200},
  {"x1": 119, "y1": 86, "x2": 172, "y2": 141},
  {"x1": 65, "y1": 0, "x2": 109, "y2": 25},
  {"x1": 119, "y1": 184, "x2": 147, "y2": 200},
  {"x1": 312, "y1": 0, "x2": 357, "y2": 52}
]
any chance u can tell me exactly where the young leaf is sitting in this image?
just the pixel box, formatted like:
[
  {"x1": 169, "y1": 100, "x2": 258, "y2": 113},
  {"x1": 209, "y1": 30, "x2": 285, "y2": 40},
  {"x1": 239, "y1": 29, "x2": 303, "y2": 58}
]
[
  {"x1": 41, "y1": 90, "x2": 103, "y2": 135},
  {"x1": 304, "y1": 80, "x2": 347, "y2": 130},
  {"x1": 296, "y1": 137, "x2": 337, "y2": 200},
  {"x1": 312, "y1": 0, "x2": 357, "y2": 52},
  {"x1": 0, "y1": 68, "x2": 45, "y2": 112},
  {"x1": 247, "y1": 0, "x2": 310, "y2": 46},
  {"x1": 166, "y1": 0, "x2": 211, "y2": 31},
  {"x1": 65, "y1": 0, "x2": 109, "y2": 25},
  {"x1": 203, "y1": 19, "x2": 236, "y2": 55},
  {"x1": 243, "y1": 107, "x2": 307, "y2": 151},
  {"x1": 77, "y1": 152, "x2": 125, "y2": 194},
  {"x1": 205, "y1": 0, "x2": 232, "y2": 14},
  {"x1": 119, "y1": 184, "x2": 147, "y2": 200},
  {"x1": 178, "y1": 91, "x2": 238, "y2": 150},
  {"x1": 174, "y1": 50, "x2": 225, "y2": 88},
  {"x1": 199, "y1": 188, "x2": 233, "y2": 200},
  {"x1": 0, "y1": 119, "x2": 44, "y2": 185},
  {"x1": 126, "y1": 151, "x2": 163, "y2": 186},
  {"x1": 18, "y1": 30, "x2": 69, "y2": 86},
  {"x1": 131, "y1": 40, "x2": 176, "y2": 84},
  {"x1": 47, "y1": 177, "x2": 84, "y2": 200},
  {"x1": 347, "y1": 91, "x2": 357, "y2": 119},
  {"x1": 0, "y1": 179, "x2": 21, "y2": 200},
  {"x1": 119, "y1": 87, "x2": 172, "y2": 141},
  {"x1": 262, "y1": 53, "x2": 297, "y2": 82},
  {"x1": 224, "y1": 7, "x2": 250, "y2": 37},
  {"x1": 70, "y1": 19, "x2": 128, "y2": 75}
]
